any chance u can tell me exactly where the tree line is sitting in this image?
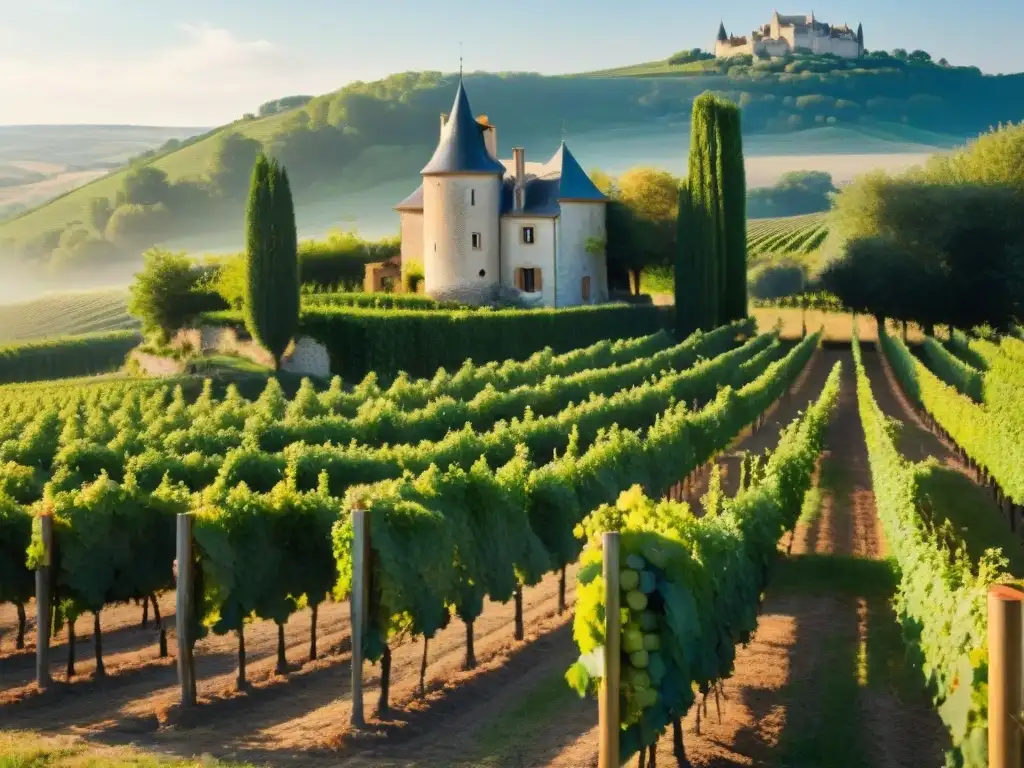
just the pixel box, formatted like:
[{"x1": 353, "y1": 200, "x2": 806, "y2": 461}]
[{"x1": 819, "y1": 123, "x2": 1024, "y2": 333}]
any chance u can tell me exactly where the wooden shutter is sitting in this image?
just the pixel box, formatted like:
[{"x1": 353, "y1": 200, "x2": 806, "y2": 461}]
[
  {"x1": 515, "y1": 268, "x2": 524, "y2": 290},
  {"x1": 582, "y1": 276, "x2": 591, "y2": 301},
  {"x1": 535, "y1": 269, "x2": 543, "y2": 291}
]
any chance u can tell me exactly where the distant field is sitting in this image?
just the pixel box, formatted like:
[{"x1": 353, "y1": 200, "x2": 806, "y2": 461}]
[
  {"x1": 748, "y1": 212, "x2": 830, "y2": 264},
  {"x1": 0, "y1": 124, "x2": 209, "y2": 231},
  {"x1": 0, "y1": 289, "x2": 137, "y2": 343},
  {"x1": 0, "y1": 114, "x2": 298, "y2": 243}
]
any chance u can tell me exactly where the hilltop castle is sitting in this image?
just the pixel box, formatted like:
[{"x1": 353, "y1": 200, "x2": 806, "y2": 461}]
[
  {"x1": 715, "y1": 12, "x2": 864, "y2": 59},
  {"x1": 393, "y1": 81, "x2": 609, "y2": 308}
]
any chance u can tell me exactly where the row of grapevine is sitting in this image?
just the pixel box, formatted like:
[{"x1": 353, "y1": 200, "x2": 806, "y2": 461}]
[
  {"x1": 0, "y1": 328, "x2": 669, "y2": 424},
  {"x1": 0, "y1": 321, "x2": 745, "y2": 454},
  {"x1": 0, "y1": 325, "x2": 766, "y2": 493},
  {"x1": 853, "y1": 332, "x2": 995, "y2": 767},
  {"x1": 880, "y1": 328, "x2": 1024, "y2": 504},
  {"x1": 134, "y1": 329, "x2": 782, "y2": 499},
  {"x1": 564, "y1": 359, "x2": 841, "y2": 762},
  {"x1": 319, "y1": 319, "x2": 750, "y2": 418},
  {"x1": 8, "y1": 328, "x2": 820, "y2": 683},
  {"x1": 326, "y1": 331, "x2": 823, "y2": 698},
  {"x1": 920, "y1": 336, "x2": 984, "y2": 402}
]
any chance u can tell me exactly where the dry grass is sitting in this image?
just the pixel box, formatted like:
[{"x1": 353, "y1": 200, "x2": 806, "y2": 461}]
[{"x1": 752, "y1": 308, "x2": 926, "y2": 343}]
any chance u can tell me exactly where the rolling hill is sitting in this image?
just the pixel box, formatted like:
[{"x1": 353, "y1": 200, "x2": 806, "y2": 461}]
[
  {"x1": 0, "y1": 125, "x2": 208, "y2": 222},
  {"x1": 2, "y1": 49, "x2": 1020, "y2": 289}
]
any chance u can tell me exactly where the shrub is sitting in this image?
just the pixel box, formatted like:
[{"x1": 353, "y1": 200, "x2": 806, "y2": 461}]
[
  {"x1": 749, "y1": 262, "x2": 806, "y2": 300},
  {"x1": 105, "y1": 202, "x2": 171, "y2": 251},
  {"x1": 299, "y1": 230, "x2": 401, "y2": 289},
  {"x1": 129, "y1": 248, "x2": 227, "y2": 342}
]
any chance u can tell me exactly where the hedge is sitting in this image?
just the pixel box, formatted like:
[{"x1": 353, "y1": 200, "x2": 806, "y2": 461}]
[
  {"x1": 204, "y1": 303, "x2": 675, "y2": 381},
  {"x1": 301, "y1": 291, "x2": 467, "y2": 311},
  {"x1": 0, "y1": 331, "x2": 141, "y2": 384}
]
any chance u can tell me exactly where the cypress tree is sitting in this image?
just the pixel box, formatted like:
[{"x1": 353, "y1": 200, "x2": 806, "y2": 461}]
[
  {"x1": 244, "y1": 154, "x2": 299, "y2": 369},
  {"x1": 271, "y1": 165, "x2": 300, "y2": 364},
  {"x1": 674, "y1": 181, "x2": 697, "y2": 338},
  {"x1": 717, "y1": 102, "x2": 748, "y2": 322},
  {"x1": 685, "y1": 93, "x2": 722, "y2": 331}
]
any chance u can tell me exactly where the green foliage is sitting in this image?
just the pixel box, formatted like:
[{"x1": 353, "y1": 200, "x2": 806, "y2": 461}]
[
  {"x1": 243, "y1": 155, "x2": 299, "y2": 367},
  {"x1": 202, "y1": 303, "x2": 674, "y2": 382},
  {"x1": 0, "y1": 331, "x2": 140, "y2": 385},
  {"x1": 678, "y1": 93, "x2": 747, "y2": 333},
  {"x1": 747, "y1": 171, "x2": 837, "y2": 218},
  {"x1": 748, "y1": 261, "x2": 806, "y2": 301},
  {"x1": 598, "y1": 168, "x2": 681, "y2": 294},
  {"x1": 685, "y1": 93, "x2": 721, "y2": 332},
  {"x1": 0, "y1": 316, "x2": 820, "y2": 670},
  {"x1": 104, "y1": 202, "x2": 171, "y2": 252},
  {"x1": 882, "y1": 328, "x2": 1024, "y2": 504},
  {"x1": 211, "y1": 133, "x2": 265, "y2": 200},
  {"x1": 128, "y1": 248, "x2": 227, "y2": 342},
  {"x1": 333, "y1": 326, "x2": 822, "y2": 660},
  {"x1": 120, "y1": 166, "x2": 172, "y2": 207},
  {"x1": 567, "y1": 358, "x2": 840, "y2": 760},
  {"x1": 87, "y1": 197, "x2": 114, "y2": 233},
  {"x1": 717, "y1": 101, "x2": 748, "y2": 323},
  {"x1": 854, "y1": 329, "x2": 996, "y2": 767},
  {"x1": 920, "y1": 337, "x2": 984, "y2": 402},
  {"x1": 32, "y1": 474, "x2": 182, "y2": 618},
  {"x1": 301, "y1": 290, "x2": 460, "y2": 311},
  {"x1": 0, "y1": 493, "x2": 33, "y2": 607},
  {"x1": 826, "y1": 126, "x2": 1024, "y2": 331}
]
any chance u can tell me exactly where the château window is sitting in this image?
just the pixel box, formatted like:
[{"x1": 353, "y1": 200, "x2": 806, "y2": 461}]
[
  {"x1": 515, "y1": 267, "x2": 542, "y2": 293},
  {"x1": 470, "y1": 188, "x2": 476, "y2": 206},
  {"x1": 582, "y1": 275, "x2": 591, "y2": 301},
  {"x1": 471, "y1": 232, "x2": 482, "y2": 249},
  {"x1": 522, "y1": 226, "x2": 535, "y2": 244}
]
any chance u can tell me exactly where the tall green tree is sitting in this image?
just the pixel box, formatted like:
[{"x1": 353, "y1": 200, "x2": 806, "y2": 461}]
[
  {"x1": 717, "y1": 101, "x2": 748, "y2": 322},
  {"x1": 678, "y1": 93, "x2": 722, "y2": 335},
  {"x1": 674, "y1": 181, "x2": 699, "y2": 337},
  {"x1": 244, "y1": 154, "x2": 299, "y2": 369}
]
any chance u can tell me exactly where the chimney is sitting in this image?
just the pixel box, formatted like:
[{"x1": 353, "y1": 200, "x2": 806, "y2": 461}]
[{"x1": 512, "y1": 147, "x2": 525, "y2": 212}]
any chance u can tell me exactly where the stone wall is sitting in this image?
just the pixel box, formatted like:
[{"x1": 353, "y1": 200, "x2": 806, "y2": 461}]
[
  {"x1": 282, "y1": 337, "x2": 331, "y2": 378},
  {"x1": 173, "y1": 325, "x2": 331, "y2": 379},
  {"x1": 129, "y1": 350, "x2": 186, "y2": 377}
]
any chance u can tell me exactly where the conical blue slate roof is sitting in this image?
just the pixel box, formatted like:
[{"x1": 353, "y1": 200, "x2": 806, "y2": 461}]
[
  {"x1": 421, "y1": 80, "x2": 506, "y2": 176},
  {"x1": 551, "y1": 142, "x2": 606, "y2": 201}
]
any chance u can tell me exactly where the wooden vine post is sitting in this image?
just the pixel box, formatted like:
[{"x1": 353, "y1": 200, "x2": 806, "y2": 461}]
[
  {"x1": 599, "y1": 531, "x2": 621, "y2": 768},
  {"x1": 175, "y1": 513, "x2": 196, "y2": 707},
  {"x1": 988, "y1": 584, "x2": 1024, "y2": 768},
  {"x1": 35, "y1": 512, "x2": 53, "y2": 689},
  {"x1": 350, "y1": 505, "x2": 369, "y2": 728}
]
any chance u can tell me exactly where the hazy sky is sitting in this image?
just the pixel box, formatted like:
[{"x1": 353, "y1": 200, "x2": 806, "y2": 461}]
[{"x1": 1, "y1": 0, "x2": 1020, "y2": 126}]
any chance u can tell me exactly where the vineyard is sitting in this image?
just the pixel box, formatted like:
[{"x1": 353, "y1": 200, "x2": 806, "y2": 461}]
[
  {"x1": 0, "y1": 290, "x2": 137, "y2": 344},
  {"x1": 5, "y1": 312, "x2": 1024, "y2": 767},
  {"x1": 746, "y1": 212, "x2": 829, "y2": 264}
]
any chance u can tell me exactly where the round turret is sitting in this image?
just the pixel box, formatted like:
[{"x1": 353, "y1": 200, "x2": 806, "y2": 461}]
[{"x1": 421, "y1": 81, "x2": 504, "y2": 304}]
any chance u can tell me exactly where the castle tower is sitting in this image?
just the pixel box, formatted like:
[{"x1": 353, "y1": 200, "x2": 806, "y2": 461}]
[{"x1": 421, "y1": 79, "x2": 505, "y2": 304}]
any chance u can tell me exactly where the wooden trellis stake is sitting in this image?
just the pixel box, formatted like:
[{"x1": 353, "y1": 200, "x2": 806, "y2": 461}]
[
  {"x1": 35, "y1": 513, "x2": 53, "y2": 688},
  {"x1": 988, "y1": 584, "x2": 1024, "y2": 768},
  {"x1": 350, "y1": 505, "x2": 369, "y2": 728},
  {"x1": 175, "y1": 513, "x2": 196, "y2": 707},
  {"x1": 599, "y1": 532, "x2": 621, "y2": 768}
]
